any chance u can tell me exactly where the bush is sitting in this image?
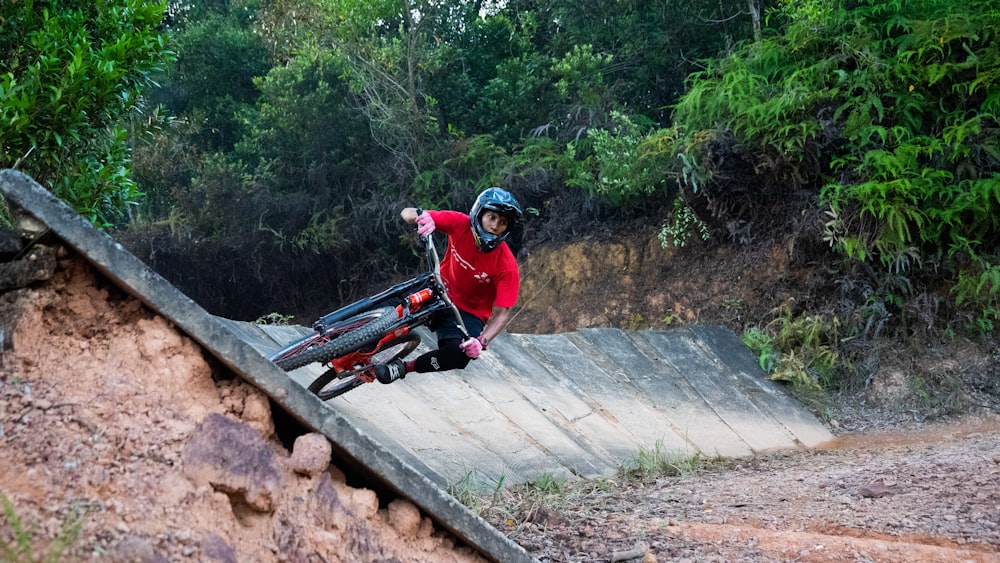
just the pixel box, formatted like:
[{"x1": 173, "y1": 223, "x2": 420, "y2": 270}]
[
  {"x1": 0, "y1": 0, "x2": 171, "y2": 227},
  {"x1": 672, "y1": 0, "x2": 1000, "y2": 332}
]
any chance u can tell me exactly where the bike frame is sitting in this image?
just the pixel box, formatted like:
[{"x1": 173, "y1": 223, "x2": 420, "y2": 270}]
[{"x1": 313, "y1": 231, "x2": 469, "y2": 378}]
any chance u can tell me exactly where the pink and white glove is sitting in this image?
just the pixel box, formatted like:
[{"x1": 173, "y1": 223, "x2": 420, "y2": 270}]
[
  {"x1": 460, "y1": 336, "x2": 484, "y2": 359},
  {"x1": 416, "y1": 212, "x2": 436, "y2": 237}
]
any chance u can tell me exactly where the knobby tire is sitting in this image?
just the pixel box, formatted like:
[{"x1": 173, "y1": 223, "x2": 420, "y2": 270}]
[
  {"x1": 272, "y1": 307, "x2": 398, "y2": 371},
  {"x1": 268, "y1": 331, "x2": 328, "y2": 370}
]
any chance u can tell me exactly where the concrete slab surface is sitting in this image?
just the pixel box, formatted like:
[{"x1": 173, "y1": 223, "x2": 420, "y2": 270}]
[{"x1": 226, "y1": 316, "x2": 835, "y2": 489}]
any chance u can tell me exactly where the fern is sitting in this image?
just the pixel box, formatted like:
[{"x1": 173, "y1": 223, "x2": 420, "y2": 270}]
[
  {"x1": 662, "y1": 0, "x2": 1000, "y2": 333},
  {"x1": 741, "y1": 327, "x2": 778, "y2": 373},
  {"x1": 742, "y1": 301, "x2": 842, "y2": 391},
  {"x1": 954, "y1": 257, "x2": 1000, "y2": 331}
]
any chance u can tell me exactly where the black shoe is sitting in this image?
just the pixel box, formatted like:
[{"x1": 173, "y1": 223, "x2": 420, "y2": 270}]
[{"x1": 374, "y1": 359, "x2": 407, "y2": 384}]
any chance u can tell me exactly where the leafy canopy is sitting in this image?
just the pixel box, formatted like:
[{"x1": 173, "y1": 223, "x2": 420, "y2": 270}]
[{"x1": 0, "y1": 0, "x2": 172, "y2": 227}]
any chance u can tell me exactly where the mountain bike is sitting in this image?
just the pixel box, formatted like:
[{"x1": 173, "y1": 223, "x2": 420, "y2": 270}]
[{"x1": 266, "y1": 213, "x2": 470, "y2": 400}]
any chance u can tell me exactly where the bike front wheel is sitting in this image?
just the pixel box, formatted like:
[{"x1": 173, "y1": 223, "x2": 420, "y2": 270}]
[
  {"x1": 269, "y1": 307, "x2": 398, "y2": 371},
  {"x1": 308, "y1": 333, "x2": 421, "y2": 400}
]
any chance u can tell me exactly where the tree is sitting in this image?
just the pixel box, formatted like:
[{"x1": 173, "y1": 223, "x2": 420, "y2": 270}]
[
  {"x1": 0, "y1": 0, "x2": 171, "y2": 226},
  {"x1": 117, "y1": 0, "x2": 772, "y2": 320},
  {"x1": 158, "y1": 8, "x2": 270, "y2": 152}
]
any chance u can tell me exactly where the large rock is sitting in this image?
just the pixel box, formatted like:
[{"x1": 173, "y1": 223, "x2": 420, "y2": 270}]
[
  {"x1": 0, "y1": 229, "x2": 22, "y2": 258},
  {"x1": 0, "y1": 243, "x2": 58, "y2": 292},
  {"x1": 182, "y1": 413, "x2": 284, "y2": 512}
]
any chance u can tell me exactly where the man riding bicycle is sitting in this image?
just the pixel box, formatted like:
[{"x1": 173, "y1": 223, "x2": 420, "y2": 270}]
[{"x1": 373, "y1": 187, "x2": 523, "y2": 384}]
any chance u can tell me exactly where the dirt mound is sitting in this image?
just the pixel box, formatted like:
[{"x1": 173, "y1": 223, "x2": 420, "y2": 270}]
[
  {"x1": 508, "y1": 228, "x2": 807, "y2": 335},
  {"x1": 0, "y1": 244, "x2": 485, "y2": 562}
]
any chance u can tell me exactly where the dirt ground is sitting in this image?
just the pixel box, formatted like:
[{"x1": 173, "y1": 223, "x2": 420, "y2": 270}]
[
  {"x1": 482, "y1": 417, "x2": 1000, "y2": 562},
  {"x1": 1, "y1": 243, "x2": 486, "y2": 562},
  {"x1": 2, "y1": 227, "x2": 1000, "y2": 562}
]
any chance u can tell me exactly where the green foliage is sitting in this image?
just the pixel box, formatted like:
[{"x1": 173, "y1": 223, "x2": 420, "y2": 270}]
[
  {"x1": 472, "y1": 49, "x2": 556, "y2": 147},
  {"x1": 101, "y1": 0, "x2": 1000, "y2": 344},
  {"x1": 253, "y1": 312, "x2": 294, "y2": 325},
  {"x1": 533, "y1": 110, "x2": 679, "y2": 216},
  {"x1": 658, "y1": 197, "x2": 710, "y2": 248},
  {"x1": 160, "y1": 7, "x2": 270, "y2": 152},
  {"x1": 819, "y1": 1, "x2": 1000, "y2": 327},
  {"x1": 1, "y1": 492, "x2": 86, "y2": 563},
  {"x1": 667, "y1": 128, "x2": 717, "y2": 197},
  {"x1": 722, "y1": 297, "x2": 746, "y2": 323},
  {"x1": 637, "y1": 126, "x2": 683, "y2": 185},
  {"x1": 953, "y1": 257, "x2": 1000, "y2": 332},
  {"x1": 293, "y1": 210, "x2": 348, "y2": 254},
  {"x1": 413, "y1": 133, "x2": 509, "y2": 209},
  {"x1": 586, "y1": 112, "x2": 664, "y2": 206},
  {"x1": 537, "y1": 0, "x2": 756, "y2": 115},
  {"x1": 673, "y1": 42, "x2": 827, "y2": 162},
  {"x1": 238, "y1": 50, "x2": 367, "y2": 172},
  {"x1": 551, "y1": 44, "x2": 613, "y2": 108},
  {"x1": 743, "y1": 303, "x2": 841, "y2": 390},
  {"x1": 308, "y1": 0, "x2": 463, "y2": 179},
  {"x1": 742, "y1": 327, "x2": 779, "y2": 373},
  {"x1": 447, "y1": 470, "x2": 507, "y2": 509},
  {"x1": 0, "y1": 0, "x2": 172, "y2": 227},
  {"x1": 0, "y1": 198, "x2": 12, "y2": 229},
  {"x1": 623, "y1": 441, "x2": 700, "y2": 479},
  {"x1": 527, "y1": 473, "x2": 564, "y2": 496},
  {"x1": 660, "y1": 312, "x2": 684, "y2": 326},
  {"x1": 150, "y1": 47, "x2": 376, "y2": 250},
  {"x1": 671, "y1": 0, "x2": 1000, "y2": 333}
]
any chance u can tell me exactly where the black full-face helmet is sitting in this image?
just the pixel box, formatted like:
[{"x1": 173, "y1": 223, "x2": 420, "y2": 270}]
[{"x1": 470, "y1": 187, "x2": 523, "y2": 253}]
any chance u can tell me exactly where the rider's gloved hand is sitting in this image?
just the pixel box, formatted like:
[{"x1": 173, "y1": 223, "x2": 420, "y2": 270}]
[
  {"x1": 416, "y1": 212, "x2": 436, "y2": 237},
  {"x1": 460, "y1": 337, "x2": 483, "y2": 359}
]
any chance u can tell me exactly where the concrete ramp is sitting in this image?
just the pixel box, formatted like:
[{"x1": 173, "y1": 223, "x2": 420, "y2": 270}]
[{"x1": 225, "y1": 320, "x2": 833, "y2": 489}]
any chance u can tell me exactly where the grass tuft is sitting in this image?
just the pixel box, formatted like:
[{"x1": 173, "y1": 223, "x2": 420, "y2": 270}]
[
  {"x1": 622, "y1": 440, "x2": 701, "y2": 479},
  {"x1": 1, "y1": 492, "x2": 87, "y2": 563}
]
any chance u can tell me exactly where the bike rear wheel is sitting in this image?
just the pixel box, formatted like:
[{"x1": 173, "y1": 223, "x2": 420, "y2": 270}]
[
  {"x1": 308, "y1": 333, "x2": 421, "y2": 400},
  {"x1": 269, "y1": 307, "x2": 398, "y2": 371}
]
